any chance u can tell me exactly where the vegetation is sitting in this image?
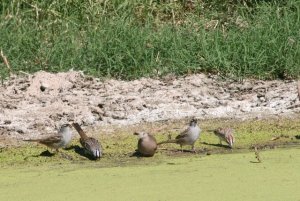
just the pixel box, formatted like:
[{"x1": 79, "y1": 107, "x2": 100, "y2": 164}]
[
  {"x1": 1, "y1": 117, "x2": 300, "y2": 166},
  {"x1": 1, "y1": 147, "x2": 300, "y2": 201},
  {"x1": 0, "y1": 0, "x2": 299, "y2": 80}
]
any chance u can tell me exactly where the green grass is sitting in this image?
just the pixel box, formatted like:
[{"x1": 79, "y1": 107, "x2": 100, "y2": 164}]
[{"x1": 0, "y1": 0, "x2": 300, "y2": 80}]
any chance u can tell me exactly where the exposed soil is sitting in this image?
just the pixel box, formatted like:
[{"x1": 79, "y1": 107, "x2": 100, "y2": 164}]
[{"x1": 1, "y1": 71, "x2": 300, "y2": 147}]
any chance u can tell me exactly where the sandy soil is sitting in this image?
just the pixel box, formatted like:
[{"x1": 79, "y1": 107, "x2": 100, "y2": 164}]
[{"x1": 0, "y1": 71, "x2": 300, "y2": 147}]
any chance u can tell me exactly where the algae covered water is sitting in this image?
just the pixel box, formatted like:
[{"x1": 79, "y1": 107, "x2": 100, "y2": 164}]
[{"x1": 1, "y1": 148, "x2": 299, "y2": 201}]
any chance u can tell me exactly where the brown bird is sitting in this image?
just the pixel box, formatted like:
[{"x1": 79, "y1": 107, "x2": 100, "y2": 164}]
[
  {"x1": 23, "y1": 124, "x2": 73, "y2": 153},
  {"x1": 72, "y1": 123, "x2": 102, "y2": 159},
  {"x1": 23, "y1": 124, "x2": 73, "y2": 152},
  {"x1": 213, "y1": 127, "x2": 235, "y2": 148},
  {"x1": 134, "y1": 132, "x2": 157, "y2": 157},
  {"x1": 158, "y1": 119, "x2": 201, "y2": 152}
]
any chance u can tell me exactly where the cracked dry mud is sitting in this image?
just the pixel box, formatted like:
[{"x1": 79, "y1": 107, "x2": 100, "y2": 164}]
[{"x1": 0, "y1": 71, "x2": 300, "y2": 147}]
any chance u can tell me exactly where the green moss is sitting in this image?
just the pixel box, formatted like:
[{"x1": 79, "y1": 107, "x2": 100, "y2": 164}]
[
  {"x1": 1, "y1": 148, "x2": 300, "y2": 201},
  {"x1": 1, "y1": 118, "x2": 299, "y2": 167},
  {"x1": 1, "y1": 118, "x2": 300, "y2": 200}
]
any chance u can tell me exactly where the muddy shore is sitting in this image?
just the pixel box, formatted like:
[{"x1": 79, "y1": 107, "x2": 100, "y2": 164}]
[{"x1": 1, "y1": 71, "x2": 300, "y2": 147}]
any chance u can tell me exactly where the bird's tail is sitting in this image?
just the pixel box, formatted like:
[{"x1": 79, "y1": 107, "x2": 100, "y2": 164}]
[
  {"x1": 23, "y1": 139, "x2": 41, "y2": 142},
  {"x1": 226, "y1": 134, "x2": 235, "y2": 148},
  {"x1": 72, "y1": 123, "x2": 88, "y2": 139},
  {"x1": 157, "y1": 139, "x2": 177, "y2": 145}
]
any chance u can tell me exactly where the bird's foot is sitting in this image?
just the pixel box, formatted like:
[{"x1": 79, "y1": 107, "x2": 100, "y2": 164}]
[
  {"x1": 191, "y1": 145, "x2": 197, "y2": 153},
  {"x1": 59, "y1": 152, "x2": 73, "y2": 160}
]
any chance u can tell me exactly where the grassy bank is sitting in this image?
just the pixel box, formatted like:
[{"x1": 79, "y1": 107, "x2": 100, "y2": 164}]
[
  {"x1": 0, "y1": 0, "x2": 300, "y2": 80},
  {"x1": 1, "y1": 118, "x2": 300, "y2": 166}
]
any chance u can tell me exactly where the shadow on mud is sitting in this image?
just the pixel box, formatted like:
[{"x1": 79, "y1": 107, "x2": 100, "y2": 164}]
[
  {"x1": 201, "y1": 142, "x2": 231, "y2": 149},
  {"x1": 39, "y1": 150, "x2": 55, "y2": 157},
  {"x1": 295, "y1": 135, "x2": 300, "y2": 139}
]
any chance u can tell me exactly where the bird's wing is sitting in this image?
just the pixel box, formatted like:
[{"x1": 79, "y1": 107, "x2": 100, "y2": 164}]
[
  {"x1": 80, "y1": 137, "x2": 100, "y2": 150},
  {"x1": 176, "y1": 127, "x2": 190, "y2": 139},
  {"x1": 148, "y1": 134, "x2": 157, "y2": 144},
  {"x1": 214, "y1": 128, "x2": 225, "y2": 137},
  {"x1": 38, "y1": 135, "x2": 62, "y2": 144}
]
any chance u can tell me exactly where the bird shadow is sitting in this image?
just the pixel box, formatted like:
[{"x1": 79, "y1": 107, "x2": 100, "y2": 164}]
[
  {"x1": 158, "y1": 148, "x2": 196, "y2": 153},
  {"x1": 24, "y1": 149, "x2": 74, "y2": 161},
  {"x1": 39, "y1": 150, "x2": 55, "y2": 157},
  {"x1": 66, "y1": 145, "x2": 97, "y2": 161},
  {"x1": 130, "y1": 150, "x2": 154, "y2": 158},
  {"x1": 201, "y1": 142, "x2": 231, "y2": 149},
  {"x1": 174, "y1": 149, "x2": 196, "y2": 153},
  {"x1": 28, "y1": 150, "x2": 56, "y2": 158},
  {"x1": 130, "y1": 151, "x2": 143, "y2": 158},
  {"x1": 24, "y1": 150, "x2": 55, "y2": 160}
]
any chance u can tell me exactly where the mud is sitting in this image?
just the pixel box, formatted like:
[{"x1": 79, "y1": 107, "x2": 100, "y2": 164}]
[{"x1": 0, "y1": 71, "x2": 300, "y2": 147}]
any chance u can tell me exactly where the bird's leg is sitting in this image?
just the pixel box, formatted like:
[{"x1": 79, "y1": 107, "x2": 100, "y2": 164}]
[
  {"x1": 191, "y1": 144, "x2": 196, "y2": 153},
  {"x1": 180, "y1": 145, "x2": 183, "y2": 152},
  {"x1": 57, "y1": 149, "x2": 73, "y2": 160}
]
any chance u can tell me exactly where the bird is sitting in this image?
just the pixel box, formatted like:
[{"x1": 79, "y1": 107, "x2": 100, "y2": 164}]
[
  {"x1": 158, "y1": 119, "x2": 201, "y2": 152},
  {"x1": 23, "y1": 123, "x2": 73, "y2": 153},
  {"x1": 134, "y1": 132, "x2": 157, "y2": 157},
  {"x1": 72, "y1": 123, "x2": 102, "y2": 159},
  {"x1": 213, "y1": 127, "x2": 235, "y2": 148}
]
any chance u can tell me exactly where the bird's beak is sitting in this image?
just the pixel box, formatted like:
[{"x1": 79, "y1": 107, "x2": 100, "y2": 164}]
[
  {"x1": 133, "y1": 132, "x2": 139, "y2": 136},
  {"x1": 206, "y1": 129, "x2": 215, "y2": 132}
]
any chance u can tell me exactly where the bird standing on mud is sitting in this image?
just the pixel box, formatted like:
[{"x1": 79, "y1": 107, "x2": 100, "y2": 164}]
[
  {"x1": 213, "y1": 127, "x2": 235, "y2": 148},
  {"x1": 23, "y1": 123, "x2": 73, "y2": 153},
  {"x1": 158, "y1": 119, "x2": 201, "y2": 152},
  {"x1": 134, "y1": 132, "x2": 157, "y2": 157},
  {"x1": 72, "y1": 123, "x2": 102, "y2": 159}
]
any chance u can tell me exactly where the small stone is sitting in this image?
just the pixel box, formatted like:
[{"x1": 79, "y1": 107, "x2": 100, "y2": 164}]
[{"x1": 4, "y1": 120, "x2": 11, "y2": 124}]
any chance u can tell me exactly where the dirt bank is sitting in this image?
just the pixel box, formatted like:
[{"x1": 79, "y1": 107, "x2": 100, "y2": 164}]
[{"x1": 0, "y1": 71, "x2": 299, "y2": 147}]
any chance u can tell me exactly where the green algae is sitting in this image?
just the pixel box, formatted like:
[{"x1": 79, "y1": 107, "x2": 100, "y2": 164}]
[
  {"x1": 1, "y1": 118, "x2": 300, "y2": 200},
  {"x1": 0, "y1": 148, "x2": 300, "y2": 201}
]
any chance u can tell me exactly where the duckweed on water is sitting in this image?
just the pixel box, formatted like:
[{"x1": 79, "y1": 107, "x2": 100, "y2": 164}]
[{"x1": 1, "y1": 118, "x2": 300, "y2": 200}]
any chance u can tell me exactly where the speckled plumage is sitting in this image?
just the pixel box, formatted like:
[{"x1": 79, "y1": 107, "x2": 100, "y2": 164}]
[
  {"x1": 73, "y1": 123, "x2": 102, "y2": 159},
  {"x1": 213, "y1": 127, "x2": 235, "y2": 148}
]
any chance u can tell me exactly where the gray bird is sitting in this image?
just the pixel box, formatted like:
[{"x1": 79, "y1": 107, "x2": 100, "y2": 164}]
[
  {"x1": 23, "y1": 123, "x2": 73, "y2": 153},
  {"x1": 72, "y1": 123, "x2": 102, "y2": 159},
  {"x1": 134, "y1": 132, "x2": 157, "y2": 157},
  {"x1": 213, "y1": 127, "x2": 235, "y2": 148},
  {"x1": 158, "y1": 119, "x2": 201, "y2": 152}
]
